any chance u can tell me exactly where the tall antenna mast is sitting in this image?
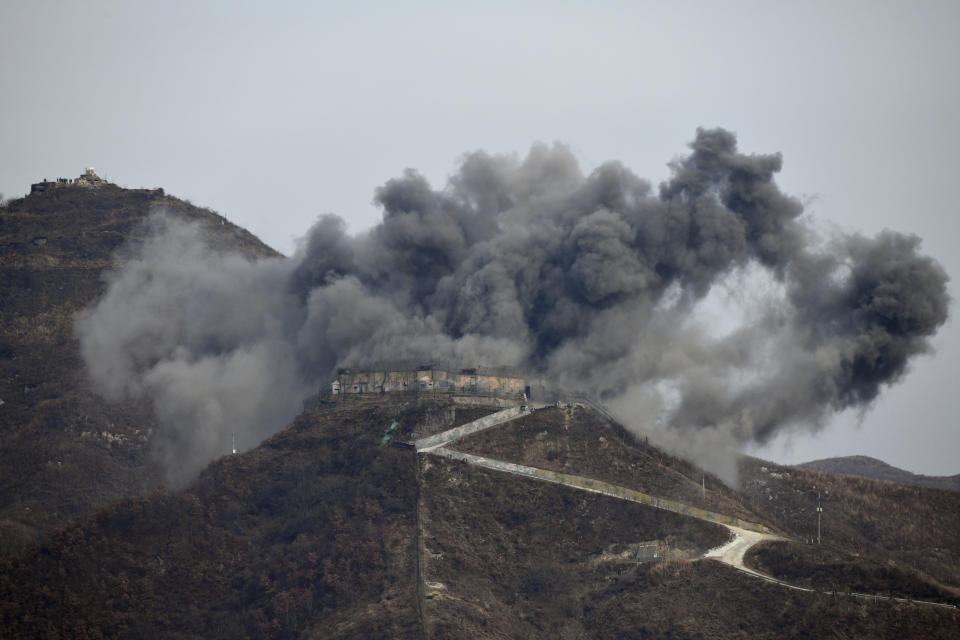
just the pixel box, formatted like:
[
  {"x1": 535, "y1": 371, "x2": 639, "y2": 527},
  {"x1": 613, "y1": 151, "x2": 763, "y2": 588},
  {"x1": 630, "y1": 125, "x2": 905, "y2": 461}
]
[
  {"x1": 816, "y1": 493, "x2": 823, "y2": 545},
  {"x1": 232, "y1": 432, "x2": 237, "y2": 455}
]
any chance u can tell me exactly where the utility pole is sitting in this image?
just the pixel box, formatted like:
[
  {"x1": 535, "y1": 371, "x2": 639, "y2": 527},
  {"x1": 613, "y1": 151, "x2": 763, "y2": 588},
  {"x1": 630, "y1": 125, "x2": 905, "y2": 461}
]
[
  {"x1": 702, "y1": 473, "x2": 705, "y2": 500},
  {"x1": 816, "y1": 493, "x2": 823, "y2": 545}
]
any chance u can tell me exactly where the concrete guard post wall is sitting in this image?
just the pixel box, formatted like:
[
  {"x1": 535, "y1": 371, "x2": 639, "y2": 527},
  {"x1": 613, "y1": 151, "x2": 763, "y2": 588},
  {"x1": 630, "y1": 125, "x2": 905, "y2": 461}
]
[
  {"x1": 415, "y1": 406, "x2": 527, "y2": 452},
  {"x1": 452, "y1": 395, "x2": 521, "y2": 408},
  {"x1": 431, "y1": 447, "x2": 772, "y2": 535},
  {"x1": 334, "y1": 369, "x2": 525, "y2": 398}
]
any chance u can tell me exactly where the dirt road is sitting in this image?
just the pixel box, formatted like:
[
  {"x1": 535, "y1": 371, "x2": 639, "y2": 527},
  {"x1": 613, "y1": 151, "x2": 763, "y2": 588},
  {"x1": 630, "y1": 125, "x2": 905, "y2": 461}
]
[{"x1": 703, "y1": 525, "x2": 783, "y2": 572}]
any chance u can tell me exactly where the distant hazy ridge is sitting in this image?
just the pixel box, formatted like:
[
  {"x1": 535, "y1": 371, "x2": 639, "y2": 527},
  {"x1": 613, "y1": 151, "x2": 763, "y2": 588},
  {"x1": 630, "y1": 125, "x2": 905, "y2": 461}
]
[{"x1": 798, "y1": 456, "x2": 960, "y2": 491}]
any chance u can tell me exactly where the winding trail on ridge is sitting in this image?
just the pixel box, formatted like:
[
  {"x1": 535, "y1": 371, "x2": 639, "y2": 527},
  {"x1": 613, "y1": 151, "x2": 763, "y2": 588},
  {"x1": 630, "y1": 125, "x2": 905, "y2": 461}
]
[{"x1": 415, "y1": 404, "x2": 959, "y2": 610}]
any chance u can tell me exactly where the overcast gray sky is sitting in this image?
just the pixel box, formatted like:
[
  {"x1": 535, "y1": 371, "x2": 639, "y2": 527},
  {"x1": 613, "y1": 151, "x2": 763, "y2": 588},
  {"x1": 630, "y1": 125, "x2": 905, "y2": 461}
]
[{"x1": 3, "y1": 0, "x2": 957, "y2": 474}]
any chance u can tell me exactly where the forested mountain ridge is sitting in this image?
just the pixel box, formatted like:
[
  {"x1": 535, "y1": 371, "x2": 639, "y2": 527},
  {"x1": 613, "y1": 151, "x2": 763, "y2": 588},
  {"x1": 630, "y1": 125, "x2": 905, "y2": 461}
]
[{"x1": 798, "y1": 455, "x2": 960, "y2": 491}]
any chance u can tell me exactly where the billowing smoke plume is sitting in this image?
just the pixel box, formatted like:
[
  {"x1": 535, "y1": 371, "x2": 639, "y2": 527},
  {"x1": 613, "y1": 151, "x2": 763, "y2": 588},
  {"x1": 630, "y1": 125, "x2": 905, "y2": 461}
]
[{"x1": 77, "y1": 128, "x2": 949, "y2": 484}]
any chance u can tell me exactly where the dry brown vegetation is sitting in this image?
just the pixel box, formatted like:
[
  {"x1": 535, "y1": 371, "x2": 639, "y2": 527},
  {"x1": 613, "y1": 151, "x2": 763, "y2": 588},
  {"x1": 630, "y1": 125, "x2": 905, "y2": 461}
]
[
  {"x1": 417, "y1": 446, "x2": 960, "y2": 639},
  {"x1": 583, "y1": 560, "x2": 959, "y2": 640},
  {"x1": 0, "y1": 400, "x2": 425, "y2": 639},
  {"x1": 452, "y1": 406, "x2": 503, "y2": 427},
  {"x1": 419, "y1": 453, "x2": 731, "y2": 638},
  {"x1": 2, "y1": 394, "x2": 958, "y2": 638},
  {"x1": 747, "y1": 540, "x2": 958, "y2": 604},
  {"x1": 452, "y1": 405, "x2": 771, "y2": 526},
  {"x1": 741, "y1": 458, "x2": 960, "y2": 590}
]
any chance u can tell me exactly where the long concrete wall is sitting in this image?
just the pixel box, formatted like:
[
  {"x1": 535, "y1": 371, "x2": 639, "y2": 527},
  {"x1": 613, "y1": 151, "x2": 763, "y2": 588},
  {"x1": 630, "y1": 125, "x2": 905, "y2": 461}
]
[
  {"x1": 414, "y1": 406, "x2": 528, "y2": 452},
  {"x1": 430, "y1": 446, "x2": 772, "y2": 534},
  {"x1": 452, "y1": 395, "x2": 521, "y2": 408},
  {"x1": 334, "y1": 369, "x2": 525, "y2": 397}
]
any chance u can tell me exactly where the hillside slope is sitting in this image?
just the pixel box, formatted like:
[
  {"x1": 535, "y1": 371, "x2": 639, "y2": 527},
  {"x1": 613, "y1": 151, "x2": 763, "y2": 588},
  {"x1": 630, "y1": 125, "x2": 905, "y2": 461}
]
[
  {"x1": 0, "y1": 398, "x2": 424, "y2": 639},
  {"x1": 798, "y1": 455, "x2": 960, "y2": 491},
  {"x1": 740, "y1": 456, "x2": 960, "y2": 595},
  {"x1": 3, "y1": 395, "x2": 958, "y2": 638},
  {"x1": 451, "y1": 405, "x2": 771, "y2": 527},
  {"x1": 453, "y1": 404, "x2": 960, "y2": 602},
  {"x1": 0, "y1": 181, "x2": 278, "y2": 553}
]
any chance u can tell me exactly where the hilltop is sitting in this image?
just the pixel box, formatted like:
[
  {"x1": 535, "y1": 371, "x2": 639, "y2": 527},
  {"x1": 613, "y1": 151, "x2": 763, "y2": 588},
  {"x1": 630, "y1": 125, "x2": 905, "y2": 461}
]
[
  {"x1": 0, "y1": 175, "x2": 278, "y2": 553},
  {"x1": 797, "y1": 455, "x2": 960, "y2": 492}
]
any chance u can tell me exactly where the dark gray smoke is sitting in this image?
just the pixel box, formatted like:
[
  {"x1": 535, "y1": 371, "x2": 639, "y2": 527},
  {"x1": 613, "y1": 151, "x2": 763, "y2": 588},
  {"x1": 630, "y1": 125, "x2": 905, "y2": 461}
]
[{"x1": 76, "y1": 128, "x2": 949, "y2": 484}]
